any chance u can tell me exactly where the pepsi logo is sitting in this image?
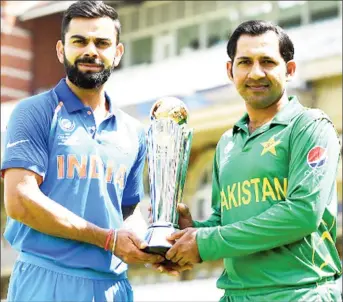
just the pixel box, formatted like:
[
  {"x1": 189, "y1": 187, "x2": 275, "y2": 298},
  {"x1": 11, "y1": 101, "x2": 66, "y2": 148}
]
[{"x1": 307, "y1": 146, "x2": 327, "y2": 168}]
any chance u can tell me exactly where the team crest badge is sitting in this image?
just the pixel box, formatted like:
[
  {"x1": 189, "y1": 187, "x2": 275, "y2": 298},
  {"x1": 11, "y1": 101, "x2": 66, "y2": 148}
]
[
  {"x1": 59, "y1": 118, "x2": 75, "y2": 132},
  {"x1": 307, "y1": 146, "x2": 327, "y2": 168}
]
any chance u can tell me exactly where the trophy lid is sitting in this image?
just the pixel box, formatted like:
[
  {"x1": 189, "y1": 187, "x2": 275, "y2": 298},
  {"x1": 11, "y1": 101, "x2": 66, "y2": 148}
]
[{"x1": 150, "y1": 97, "x2": 189, "y2": 125}]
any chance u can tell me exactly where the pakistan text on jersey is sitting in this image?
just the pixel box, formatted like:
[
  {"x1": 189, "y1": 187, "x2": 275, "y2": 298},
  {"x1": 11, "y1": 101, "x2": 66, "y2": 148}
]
[
  {"x1": 56, "y1": 154, "x2": 127, "y2": 189},
  {"x1": 221, "y1": 177, "x2": 288, "y2": 211}
]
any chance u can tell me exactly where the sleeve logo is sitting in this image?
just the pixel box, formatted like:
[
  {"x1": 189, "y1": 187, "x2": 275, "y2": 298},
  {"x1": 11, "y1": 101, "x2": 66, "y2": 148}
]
[{"x1": 307, "y1": 146, "x2": 327, "y2": 168}]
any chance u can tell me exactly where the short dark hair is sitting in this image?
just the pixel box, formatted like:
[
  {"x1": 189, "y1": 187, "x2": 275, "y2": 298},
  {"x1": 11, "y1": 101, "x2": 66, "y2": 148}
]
[
  {"x1": 61, "y1": 1, "x2": 121, "y2": 45},
  {"x1": 227, "y1": 20, "x2": 294, "y2": 63}
]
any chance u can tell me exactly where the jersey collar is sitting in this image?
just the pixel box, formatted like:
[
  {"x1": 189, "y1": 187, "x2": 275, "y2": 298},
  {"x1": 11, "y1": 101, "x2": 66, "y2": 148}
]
[
  {"x1": 233, "y1": 113, "x2": 249, "y2": 134},
  {"x1": 233, "y1": 96, "x2": 305, "y2": 134},
  {"x1": 271, "y1": 96, "x2": 305, "y2": 125},
  {"x1": 54, "y1": 78, "x2": 117, "y2": 115}
]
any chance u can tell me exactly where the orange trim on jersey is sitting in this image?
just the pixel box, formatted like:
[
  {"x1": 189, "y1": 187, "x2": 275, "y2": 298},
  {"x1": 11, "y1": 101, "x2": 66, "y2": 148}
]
[{"x1": 54, "y1": 101, "x2": 64, "y2": 114}]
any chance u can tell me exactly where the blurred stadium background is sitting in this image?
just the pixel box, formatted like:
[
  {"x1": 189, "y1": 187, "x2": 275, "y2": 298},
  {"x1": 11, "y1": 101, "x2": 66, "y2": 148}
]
[{"x1": 1, "y1": 1, "x2": 342, "y2": 300}]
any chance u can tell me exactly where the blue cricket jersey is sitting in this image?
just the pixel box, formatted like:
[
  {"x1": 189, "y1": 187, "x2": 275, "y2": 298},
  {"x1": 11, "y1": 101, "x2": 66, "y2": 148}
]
[{"x1": 1, "y1": 78, "x2": 146, "y2": 275}]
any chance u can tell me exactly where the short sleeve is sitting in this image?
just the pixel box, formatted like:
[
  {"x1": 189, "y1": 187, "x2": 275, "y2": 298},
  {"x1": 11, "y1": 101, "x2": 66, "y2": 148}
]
[
  {"x1": 1, "y1": 98, "x2": 50, "y2": 178},
  {"x1": 122, "y1": 127, "x2": 147, "y2": 206}
]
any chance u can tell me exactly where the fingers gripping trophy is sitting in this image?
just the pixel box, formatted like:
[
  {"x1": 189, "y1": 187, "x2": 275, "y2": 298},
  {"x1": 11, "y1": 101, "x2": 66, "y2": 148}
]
[{"x1": 144, "y1": 97, "x2": 193, "y2": 257}]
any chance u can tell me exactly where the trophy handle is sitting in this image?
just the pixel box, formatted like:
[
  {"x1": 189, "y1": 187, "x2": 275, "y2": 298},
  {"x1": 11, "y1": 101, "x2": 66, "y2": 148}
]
[{"x1": 175, "y1": 128, "x2": 193, "y2": 204}]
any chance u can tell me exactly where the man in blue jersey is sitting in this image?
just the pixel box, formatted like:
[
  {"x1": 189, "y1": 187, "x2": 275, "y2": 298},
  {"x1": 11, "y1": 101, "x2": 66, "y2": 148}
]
[{"x1": 1, "y1": 1, "x2": 164, "y2": 301}]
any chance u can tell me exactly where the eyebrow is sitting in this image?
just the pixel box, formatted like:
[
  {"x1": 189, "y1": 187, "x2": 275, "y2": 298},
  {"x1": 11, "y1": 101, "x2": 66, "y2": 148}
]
[
  {"x1": 70, "y1": 35, "x2": 86, "y2": 40},
  {"x1": 70, "y1": 35, "x2": 112, "y2": 42},
  {"x1": 236, "y1": 56, "x2": 276, "y2": 60},
  {"x1": 236, "y1": 56, "x2": 251, "y2": 60},
  {"x1": 260, "y1": 56, "x2": 276, "y2": 60}
]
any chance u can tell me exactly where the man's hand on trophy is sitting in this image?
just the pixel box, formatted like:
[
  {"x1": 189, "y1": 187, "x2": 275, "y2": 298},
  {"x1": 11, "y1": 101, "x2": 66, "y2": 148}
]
[
  {"x1": 147, "y1": 203, "x2": 193, "y2": 230},
  {"x1": 150, "y1": 261, "x2": 193, "y2": 277},
  {"x1": 112, "y1": 229, "x2": 164, "y2": 264},
  {"x1": 177, "y1": 203, "x2": 193, "y2": 229},
  {"x1": 165, "y1": 228, "x2": 202, "y2": 266}
]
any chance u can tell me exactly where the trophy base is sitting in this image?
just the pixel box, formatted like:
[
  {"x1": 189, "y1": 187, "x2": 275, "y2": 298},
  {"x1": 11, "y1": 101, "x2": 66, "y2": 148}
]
[{"x1": 143, "y1": 222, "x2": 179, "y2": 258}]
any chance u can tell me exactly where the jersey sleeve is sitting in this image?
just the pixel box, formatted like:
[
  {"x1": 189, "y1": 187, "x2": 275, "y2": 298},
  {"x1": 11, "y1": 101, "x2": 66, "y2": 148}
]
[
  {"x1": 1, "y1": 98, "x2": 50, "y2": 178},
  {"x1": 122, "y1": 127, "x2": 147, "y2": 206},
  {"x1": 196, "y1": 112, "x2": 341, "y2": 261},
  {"x1": 193, "y1": 150, "x2": 221, "y2": 228}
]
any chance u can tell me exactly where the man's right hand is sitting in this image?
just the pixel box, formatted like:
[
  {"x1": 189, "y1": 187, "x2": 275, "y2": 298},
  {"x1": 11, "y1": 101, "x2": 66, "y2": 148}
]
[
  {"x1": 112, "y1": 229, "x2": 164, "y2": 264},
  {"x1": 148, "y1": 203, "x2": 194, "y2": 230}
]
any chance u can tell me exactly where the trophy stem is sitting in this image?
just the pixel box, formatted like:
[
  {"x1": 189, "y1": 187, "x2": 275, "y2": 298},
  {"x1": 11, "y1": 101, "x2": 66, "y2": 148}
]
[{"x1": 143, "y1": 222, "x2": 179, "y2": 256}]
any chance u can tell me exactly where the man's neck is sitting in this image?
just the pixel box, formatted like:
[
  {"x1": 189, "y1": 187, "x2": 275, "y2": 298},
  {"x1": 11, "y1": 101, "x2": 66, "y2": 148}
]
[
  {"x1": 246, "y1": 93, "x2": 289, "y2": 134},
  {"x1": 66, "y1": 77, "x2": 107, "y2": 111}
]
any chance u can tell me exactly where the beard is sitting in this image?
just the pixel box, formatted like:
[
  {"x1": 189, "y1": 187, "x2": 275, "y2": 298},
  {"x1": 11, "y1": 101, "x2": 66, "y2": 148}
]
[{"x1": 63, "y1": 53, "x2": 115, "y2": 89}]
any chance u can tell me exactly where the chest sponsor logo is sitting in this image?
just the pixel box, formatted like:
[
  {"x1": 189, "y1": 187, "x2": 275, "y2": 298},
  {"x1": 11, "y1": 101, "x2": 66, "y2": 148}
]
[
  {"x1": 59, "y1": 118, "x2": 75, "y2": 132},
  {"x1": 260, "y1": 136, "x2": 281, "y2": 156},
  {"x1": 307, "y1": 146, "x2": 327, "y2": 168}
]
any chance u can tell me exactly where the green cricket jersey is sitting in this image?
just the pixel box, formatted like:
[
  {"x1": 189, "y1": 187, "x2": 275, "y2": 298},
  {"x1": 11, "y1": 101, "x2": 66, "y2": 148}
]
[{"x1": 195, "y1": 96, "x2": 342, "y2": 296}]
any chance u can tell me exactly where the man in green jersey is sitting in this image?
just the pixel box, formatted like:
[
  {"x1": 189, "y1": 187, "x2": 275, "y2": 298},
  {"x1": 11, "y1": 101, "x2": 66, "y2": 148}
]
[{"x1": 160, "y1": 20, "x2": 342, "y2": 301}]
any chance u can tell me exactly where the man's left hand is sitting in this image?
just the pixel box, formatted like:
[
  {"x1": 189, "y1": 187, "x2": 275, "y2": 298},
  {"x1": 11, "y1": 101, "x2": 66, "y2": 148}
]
[
  {"x1": 149, "y1": 262, "x2": 193, "y2": 277},
  {"x1": 165, "y1": 228, "x2": 202, "y2": 266}
]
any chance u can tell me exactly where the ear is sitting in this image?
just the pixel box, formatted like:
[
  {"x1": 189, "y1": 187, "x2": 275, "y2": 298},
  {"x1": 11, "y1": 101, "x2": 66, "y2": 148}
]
[
  {"x1": 56, "y1": 40, "x2": 64, "y2": 64},
  {"x1": 226, "y1": 61, "x2": 234, "y2": 82},
  {"x1": 113, "y1": 42, "x2": 124, "y2": 67},
  {"x1": 285, "y1": 60, "x2": 296, "y2": 82}
]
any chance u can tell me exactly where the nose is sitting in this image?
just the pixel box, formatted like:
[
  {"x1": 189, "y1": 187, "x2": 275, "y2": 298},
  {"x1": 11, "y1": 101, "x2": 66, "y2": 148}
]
[
  {"x1": 84, "y1": 42, "x2": 98, "y2": 58},
  {"x1": 248, "y1": 63, "x2": 265, "y2": 80}
]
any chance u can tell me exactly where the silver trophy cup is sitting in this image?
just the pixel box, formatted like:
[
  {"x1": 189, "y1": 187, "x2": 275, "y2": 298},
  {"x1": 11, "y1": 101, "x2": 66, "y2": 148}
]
[{"x1": 144, "y1": 97, "x2": 193, "y2": 256}]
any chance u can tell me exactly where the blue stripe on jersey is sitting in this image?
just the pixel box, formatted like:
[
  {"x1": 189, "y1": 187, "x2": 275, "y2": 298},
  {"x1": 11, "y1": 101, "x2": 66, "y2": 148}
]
[{"x1": 1, "y1": 78, "x2": 147, "y2": 275}]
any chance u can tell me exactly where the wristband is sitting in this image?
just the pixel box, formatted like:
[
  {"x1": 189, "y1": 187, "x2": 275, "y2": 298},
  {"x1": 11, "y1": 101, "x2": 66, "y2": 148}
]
[
  {"x1": 111, "y1": 229, "x2": 118, "y2": 254},
  {"x1": 104, "y1": 229, "x2": 114, "y2": 251}
]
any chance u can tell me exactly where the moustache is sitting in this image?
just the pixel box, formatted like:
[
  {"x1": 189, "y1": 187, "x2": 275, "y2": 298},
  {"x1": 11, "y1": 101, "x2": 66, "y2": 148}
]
[
  {"x1": 245, "y1": 81, "x2": 269, "y2": 86},
  {"x1": 75, "y1": 57, "x2": 105, "y2": 68}
]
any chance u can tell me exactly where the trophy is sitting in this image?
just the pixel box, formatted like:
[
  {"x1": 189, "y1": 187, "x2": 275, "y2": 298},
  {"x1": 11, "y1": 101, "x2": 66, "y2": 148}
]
[{"x1": 144, "y1": 97, "x2": 193, "y2": 257}]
